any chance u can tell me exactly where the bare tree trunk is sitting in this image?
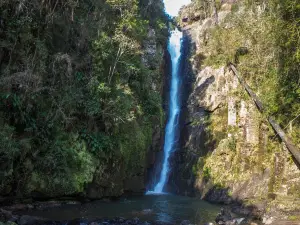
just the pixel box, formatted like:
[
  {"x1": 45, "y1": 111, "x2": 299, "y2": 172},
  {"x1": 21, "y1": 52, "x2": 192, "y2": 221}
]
[
  {"x1": 108, "y1": 47, "x2": 122, "y2": 85},
  {"x1": 229, "y1": 64, "x2": 300, "y2": 166}
]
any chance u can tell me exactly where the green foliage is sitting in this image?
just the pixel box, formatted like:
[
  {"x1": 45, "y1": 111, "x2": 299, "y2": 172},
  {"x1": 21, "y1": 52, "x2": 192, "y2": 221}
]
[
  {"x1": 201, "y1": 0, "x2": 300, "y2": 146},
  {"x1": 119, "y1": 120, "x2": 152, "y2": 175},
  {"x1": 0, "y1": 0, "x2": 169, "y2": 197},
  {"x1": 276, "y1": 0, "x2": 300, "y2": 125},
  {"x1": 80, "y1": 131, "x2": 115, "y2": 159},
  {"x1": 203, "y1": 167, "x2": 211, "y2": 180},
  {"x1": 29, "y1": 133, "x2": 96, "y2": 196},
  {"x1": 187, "y1": 1, "x2": 300, "y2": 207},
  {"x1": 0, "y1": 125, "x2": 20, "y2": 194},
  {"x1": 139, "y1": 0, "x2": 169, "y2": 44},
  {"x1": 227, "y1": 136, "x2": 237, "y2": 152}
]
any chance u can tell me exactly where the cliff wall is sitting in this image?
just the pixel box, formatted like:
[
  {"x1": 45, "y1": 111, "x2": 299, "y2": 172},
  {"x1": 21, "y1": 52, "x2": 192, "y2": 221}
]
[{"x1": 176, "y1": 0, "x2": 300, "y2": 222}]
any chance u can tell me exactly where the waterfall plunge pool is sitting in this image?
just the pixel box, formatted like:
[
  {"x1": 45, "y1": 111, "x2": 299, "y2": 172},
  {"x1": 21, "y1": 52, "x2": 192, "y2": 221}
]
[{"x1": 16, "y1": 195, "x2": 221, "y2": 224}]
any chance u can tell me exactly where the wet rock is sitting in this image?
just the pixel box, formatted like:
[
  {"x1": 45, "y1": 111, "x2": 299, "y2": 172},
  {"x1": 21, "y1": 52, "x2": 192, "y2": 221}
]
[
  {"x1": 0, "y1": 209, "x2": 20, "y2": 224},
  {"x1": 3, "y1": 204, "x2": 34, "y2": 212},
  {"x1": 86, "y1": 159, "x2": 124, "y2": 200},
  {"x1": 124, "y1": 176, "x2": 145, "y2": 194},
  {"x1": 180, "y1": 220, "x2": 191, "y2": 225},
  {"x1": 7, "y1": 214, "x2": 19, "y2": 223},
  {"x1": 231, "y1": 203, "x2": 266, "y2": 219},
  {"x1": 142, "y1": 222, "x2": 151, "y2": 225},
  {"x1": 215, "y1": 208, "x2": 232, "y2": 224},
  {"x1": 34, "y1": 201, "x2": 64, "y2": 210},
  {"x1": 0, "y1": 222, "x2": 18, "y2": 225},
  {"x1": 99, "y1": 222, "x2": 109, "y2": 225},
  {"x1": 0, "y1": 209, "x2": 13, "y2": 222},
  {"x1": 133, "y1": 217, "x2": 140, "y2": 224},
  {"x1": 224, "y1": 218, "x2": 246, "y2": 225},
  {"x1": 215, "y1": 208, "x2": 249, "y2": 225},
  {"x1": 18, "y1": 215, "x2": 46, "y2": 225},
  {"x1": 204, "y1": 187, "x2": 233, "y2": 205},
  {"x1": 141, "y1": 209, "x2": 153, "y2": 215},
  {"x1": 116, "y1": 217, "x2": 126, "y2": 223}
]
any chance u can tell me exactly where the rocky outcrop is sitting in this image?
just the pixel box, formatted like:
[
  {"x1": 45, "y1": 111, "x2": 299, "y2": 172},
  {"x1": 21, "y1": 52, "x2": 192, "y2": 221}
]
[
  {"x1": 175, "y1": 0, "x2": 300, "y2": 223},
  {"x1": 145, "y1": 40, "x2": 172, "y2": 191},
  {"x1": 86, "y1": 159, "x2": 125, "y2": 199}
]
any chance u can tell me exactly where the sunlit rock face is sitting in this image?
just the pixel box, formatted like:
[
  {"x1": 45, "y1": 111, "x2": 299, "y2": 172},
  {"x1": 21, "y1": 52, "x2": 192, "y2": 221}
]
[
  {"x1": 192, "y1": 66, "x2": 228, "y2": 112},
  {"x1": 174, "y1": 0, "x2": 300, "y2": 221},
  {"x1": 142, "y1": 29, "x2": 158, "y2": 70}
]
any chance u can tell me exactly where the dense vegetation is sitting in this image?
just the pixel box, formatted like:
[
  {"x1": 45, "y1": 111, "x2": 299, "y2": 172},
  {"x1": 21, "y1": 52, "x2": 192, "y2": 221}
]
[
  {"x1": 0, "y1": 0, "x2": 169, "y2": 197},
  {"x1": 191, "y1": 0, "x2": 300, "y2": 145}
]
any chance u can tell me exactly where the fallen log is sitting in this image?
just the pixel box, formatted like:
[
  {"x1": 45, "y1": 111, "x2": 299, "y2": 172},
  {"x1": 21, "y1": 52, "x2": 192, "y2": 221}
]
[{"x1": 229, "y1": 63, "x2": 300, "y2": 165}]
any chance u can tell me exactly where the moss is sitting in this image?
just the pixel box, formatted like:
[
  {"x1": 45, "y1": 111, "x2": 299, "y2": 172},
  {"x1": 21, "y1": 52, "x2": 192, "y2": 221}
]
[
  {"x1": 288, "y1": 215, "x2": 300, "y2": 221},
  {"x1": 205, "y1": 106, "x2": 228, "y2": 150},
  {"x1": 203, "y1": 167, "x2": 212, "y2": 180},
  {"x1": 288, "y1": 184, "x2": 300, "y2": 197},
  {"x1": 119, "y1": 120, "x2": 153, "y2": 176},
  {"x1": 26, "y1": 134, "x2": 97, "y2": 196}
]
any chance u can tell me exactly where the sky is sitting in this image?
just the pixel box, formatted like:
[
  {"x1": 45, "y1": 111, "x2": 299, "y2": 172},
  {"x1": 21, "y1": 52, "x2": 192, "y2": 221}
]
[{"x1": 163, "y1": 0, "x2": 192, "y2": 17}]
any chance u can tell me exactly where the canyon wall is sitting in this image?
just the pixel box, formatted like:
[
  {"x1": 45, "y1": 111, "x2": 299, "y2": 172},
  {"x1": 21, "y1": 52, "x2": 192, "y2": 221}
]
[{"x1": 175, "y1": 0, "x2": 300, "y2": 222}]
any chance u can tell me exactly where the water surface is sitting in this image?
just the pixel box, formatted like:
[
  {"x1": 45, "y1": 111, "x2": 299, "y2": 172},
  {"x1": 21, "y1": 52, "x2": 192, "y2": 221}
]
[{"x1": 21, "y1": 195, "x2": 221, "y2": 224}]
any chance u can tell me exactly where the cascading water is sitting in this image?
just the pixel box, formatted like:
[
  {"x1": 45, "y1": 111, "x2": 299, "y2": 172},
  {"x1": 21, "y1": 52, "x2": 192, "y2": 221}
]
[{"x1": 151, "y1": 29, "x2": 183, "y2": 194}]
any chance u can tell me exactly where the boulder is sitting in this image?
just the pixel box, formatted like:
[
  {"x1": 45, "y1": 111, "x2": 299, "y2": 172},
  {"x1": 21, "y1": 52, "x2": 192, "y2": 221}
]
[
  {"x1": 215, "y1": 208, "x2": 232, "y2": 224},
  {"x1": 0, "y1": 209, "x2": 12, "y2": 222},
  {"x1": 18, "y1": 215, "x2": 46, "y2": 225}
]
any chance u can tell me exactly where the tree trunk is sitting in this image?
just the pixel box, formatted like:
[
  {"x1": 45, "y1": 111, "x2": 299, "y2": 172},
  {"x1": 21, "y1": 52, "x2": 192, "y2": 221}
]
[{"x1": 229, "y1": 64, "x2": 300, "y2": 166}]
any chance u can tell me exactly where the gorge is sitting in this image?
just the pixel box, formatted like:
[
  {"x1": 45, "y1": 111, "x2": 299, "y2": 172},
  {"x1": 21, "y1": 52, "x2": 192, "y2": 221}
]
[{"x1": 1, "y1": 0, "x2": 300, "y2": 225}]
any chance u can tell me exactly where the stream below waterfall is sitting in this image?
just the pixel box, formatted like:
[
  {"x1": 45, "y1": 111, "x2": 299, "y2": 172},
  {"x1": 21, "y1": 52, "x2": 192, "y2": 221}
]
[{"x1": 17, "y1": 195, "x2": 221, "y2": 224}]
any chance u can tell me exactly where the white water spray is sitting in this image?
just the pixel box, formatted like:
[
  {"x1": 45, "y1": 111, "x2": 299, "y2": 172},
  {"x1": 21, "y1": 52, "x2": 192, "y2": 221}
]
[{"x1": 152, "y1": 29, "x2": 183, "y2": 193}]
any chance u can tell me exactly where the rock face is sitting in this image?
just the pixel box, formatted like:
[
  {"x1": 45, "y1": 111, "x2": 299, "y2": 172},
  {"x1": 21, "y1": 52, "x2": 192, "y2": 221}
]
[
  {"x1": 86, "y1": 158, "x2": 125, "y2": 199},
  {"x1": 174, "y1": 0, "x2": 300, "y2": 222},
  {"x1": 146, "y1": 49, "x2": 171, "y2": 191},
  {"x1": 165, "y1": 33, "x2": 195, "y2": 194}
]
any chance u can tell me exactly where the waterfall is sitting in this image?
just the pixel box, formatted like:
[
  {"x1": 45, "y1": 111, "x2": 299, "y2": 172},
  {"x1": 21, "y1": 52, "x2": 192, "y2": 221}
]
[{"x1": 152, "y1": 29, "x2": 183, "y2": 194}]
